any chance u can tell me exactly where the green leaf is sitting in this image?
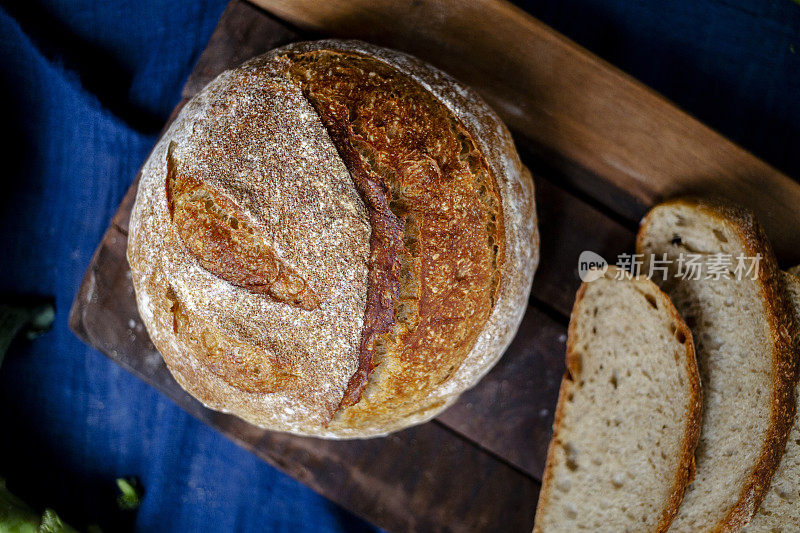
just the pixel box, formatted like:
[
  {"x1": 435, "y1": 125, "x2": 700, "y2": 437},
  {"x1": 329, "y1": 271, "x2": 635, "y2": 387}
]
[
  {"x1": 0, "y1": 479, "x2": 77, "y2": 533},
  {"x1": 39, "y1": 509, "x2": 78, "y2": 533},
  {"x1": 115, "y1": 478, "x2": 142, "y2": 511}
]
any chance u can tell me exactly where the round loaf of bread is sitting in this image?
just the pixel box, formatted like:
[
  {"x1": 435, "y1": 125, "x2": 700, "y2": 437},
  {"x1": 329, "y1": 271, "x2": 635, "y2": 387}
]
[{"x1": 127, "y1": 40, "x2": 539, "y2": 438}]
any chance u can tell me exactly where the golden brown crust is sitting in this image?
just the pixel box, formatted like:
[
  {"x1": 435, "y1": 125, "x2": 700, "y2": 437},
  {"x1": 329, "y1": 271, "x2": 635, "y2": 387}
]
[
  {"x1": 534, "y1": 275, "x2": 592, "y2": 533},
  {"x1": 745, "y1": 271, "x2": 800, "y2": 529},
  {"x1": 166, "y1": 142, "x2": 320, "y2": 311},
  {"x1": 533, "y1": 371, "x2": 575, "y2": 533},
  {"x1": 308, "y1": 98, "x2": 405, "y2": 409},
  {"x1": 276, "y1": 50, "x2": 506, "y2": 427},
  {"x1": 534, "y1": 267, "x2": 702, "y2": 533},
  {"x1": 637, "y1": 197, "x2": 798, "y2": 532},
  {"x1": 127, "y1": 40, "x2": 538, "y2": 437},
  {"x1": 258, "y1": 42, "x2": 538, "y2": 435},
  {"x1": 657, "y1": 281, "x2": 702, "y2": 533}
]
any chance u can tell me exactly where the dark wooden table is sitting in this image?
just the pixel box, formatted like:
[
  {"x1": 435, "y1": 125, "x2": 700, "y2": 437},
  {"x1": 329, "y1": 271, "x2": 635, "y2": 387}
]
[{"x1": 69, "y1": 1, "x2": 800, "y2": 531}]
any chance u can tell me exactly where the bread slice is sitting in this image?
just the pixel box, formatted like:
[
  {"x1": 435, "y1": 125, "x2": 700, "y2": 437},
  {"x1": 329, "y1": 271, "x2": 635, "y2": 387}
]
[
  {"x1": 746, "y1": 270, "x2": 800, "y2": 531},
  {"x1": 533, "y1": 266, "x2": 701, "y2": 533},
  {"x1": 637, "y1": 199, "x2": 797, "y2": 531}
]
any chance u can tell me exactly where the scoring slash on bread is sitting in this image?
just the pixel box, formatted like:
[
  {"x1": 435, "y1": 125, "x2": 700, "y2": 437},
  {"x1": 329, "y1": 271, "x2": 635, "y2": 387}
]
[
  {"x1": 533, "y1": 266, "x2": 702, "y2": 533},
  {"x1": 127, "y1": 40, "x2": 539, "y2": 438},
  {"x1": 746, "y1": 269, "x2": 800, "y2": 531},
  {"x1": 637, "y1": 199, "x2": 798, "y2": 531}
]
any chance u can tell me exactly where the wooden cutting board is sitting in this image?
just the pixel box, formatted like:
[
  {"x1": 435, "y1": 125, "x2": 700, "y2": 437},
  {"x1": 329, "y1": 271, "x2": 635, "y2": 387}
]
[{"x1": 69, "y1": 1, "x2": 800, "y2": 531}]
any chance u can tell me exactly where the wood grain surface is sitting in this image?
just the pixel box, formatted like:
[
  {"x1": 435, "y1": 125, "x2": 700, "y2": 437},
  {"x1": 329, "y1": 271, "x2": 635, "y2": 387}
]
[
  {"x1": 251, "y1": 0, "x2": 800, "y2": 264},
  {"x1": 69, "y1": 0, "x2": 798, "y2": 531}
]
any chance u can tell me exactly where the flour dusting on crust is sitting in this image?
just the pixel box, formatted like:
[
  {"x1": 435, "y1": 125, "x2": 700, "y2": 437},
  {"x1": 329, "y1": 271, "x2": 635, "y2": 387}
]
[{"x1": 128, "y1": 40, "x2": 538, "y2": 438}]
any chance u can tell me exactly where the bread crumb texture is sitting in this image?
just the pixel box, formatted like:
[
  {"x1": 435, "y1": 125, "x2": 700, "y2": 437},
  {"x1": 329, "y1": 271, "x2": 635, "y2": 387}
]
[
  {"x1": 534, "y1": 268, "x2": 700, "y2": 532},
  {"x1": 637, "y1": 199, "x2": 797, "y2": 531}
]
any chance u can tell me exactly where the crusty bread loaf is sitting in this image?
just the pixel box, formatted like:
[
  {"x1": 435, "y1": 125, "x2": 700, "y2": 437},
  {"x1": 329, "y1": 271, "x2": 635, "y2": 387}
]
[
  {"x1": 127, "y1": 40, "x2": 539, "y2": 438},
  {"x1": 745, "y1": 270, "x2": 800, "y2": 531},
  {"x1": 637, "y1": 199, "x2": 797, "y2": 531},
  {"x1": 533, "y1": 266, "x2": 701, "y2": 533}
]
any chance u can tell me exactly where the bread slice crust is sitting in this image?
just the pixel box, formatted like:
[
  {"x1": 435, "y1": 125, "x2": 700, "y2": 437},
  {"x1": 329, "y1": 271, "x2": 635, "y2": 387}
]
[
  {"x1": 637, "y1": 198, "x2": 798, "y2": 532},
  {"x1": 533, "y1": 266, "x2": 702, "y2": 533},
  {"x1": 745, "y1": 270, "x2": 800, "y2": 531}
]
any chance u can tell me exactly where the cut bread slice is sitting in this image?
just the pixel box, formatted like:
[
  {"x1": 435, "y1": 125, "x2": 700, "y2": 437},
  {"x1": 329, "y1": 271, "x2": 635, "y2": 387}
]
[
  {"x1": 637, "y1": 198, "x2": 797, "y2": 531},
  {"x1": 533, "y1": 266, "x2": 701, "y2": 533},
  {"x1": 746, "y1": 270, "x2": 800, "y2": 531}
]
